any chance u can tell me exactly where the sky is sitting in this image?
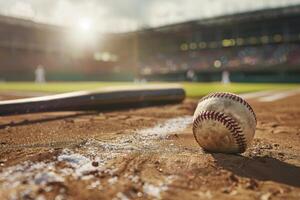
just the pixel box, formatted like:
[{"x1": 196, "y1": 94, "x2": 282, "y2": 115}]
[{"x1": 1, "y1": 0, "x2": 300, "y2": 33}]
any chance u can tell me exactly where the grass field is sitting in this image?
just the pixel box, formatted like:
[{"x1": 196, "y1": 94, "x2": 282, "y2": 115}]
[{"x1": 0, "y1": 82, "x2": 299, "y2": 98}]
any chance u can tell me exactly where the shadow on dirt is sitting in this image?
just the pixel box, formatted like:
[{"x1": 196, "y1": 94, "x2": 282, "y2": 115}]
[
  {"x1": 0, "y1": 112, "x2": 97, "y2": 129},
  {"x1": 212, "y1": 153, "x2": 300, "y2": 188}
]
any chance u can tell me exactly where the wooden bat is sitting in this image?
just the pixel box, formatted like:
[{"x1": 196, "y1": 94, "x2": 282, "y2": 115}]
[{"x1": 0, "y1": 84, "x2": 185, "y2": 116}]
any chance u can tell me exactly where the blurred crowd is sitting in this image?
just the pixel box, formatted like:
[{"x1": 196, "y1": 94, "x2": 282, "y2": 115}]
[{"x1": 140, "y1": 44, "x2": 300, "y2": 75}]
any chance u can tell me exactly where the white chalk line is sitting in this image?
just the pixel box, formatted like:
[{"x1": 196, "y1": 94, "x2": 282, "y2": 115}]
[
  {"x1": 239, "y1": 90, "x2": 275, "y2": 99},
  {"x1": 258, "y1": 89, "x2": 300, "y2": 102},
  {"x1": 240, "y1": 88, "x2": 300, "y2": 102}
]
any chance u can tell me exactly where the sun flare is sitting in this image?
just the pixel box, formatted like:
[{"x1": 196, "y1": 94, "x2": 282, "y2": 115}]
[{"x1": 78, "y1": 18, "x2": 92, "y2": 31}]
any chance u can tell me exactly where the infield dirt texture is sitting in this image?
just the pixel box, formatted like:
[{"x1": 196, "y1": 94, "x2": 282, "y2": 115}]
[{"x1": 0, "y1": 91, "x2": 300, "y2": 199}]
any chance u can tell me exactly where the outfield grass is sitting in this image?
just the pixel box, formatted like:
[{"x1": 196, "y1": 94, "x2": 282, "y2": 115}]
[
  {"x1": 183, "y1": 82, "x2": 300, "y2": 97},
  {"x1": 0, "y1": 82, "x2": 299, "y2": 98}
]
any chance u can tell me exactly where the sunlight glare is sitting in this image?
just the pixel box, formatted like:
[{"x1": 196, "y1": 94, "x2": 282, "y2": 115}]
[{"x1": 79, "y1": 18, "x2": 92, "y2": 31}]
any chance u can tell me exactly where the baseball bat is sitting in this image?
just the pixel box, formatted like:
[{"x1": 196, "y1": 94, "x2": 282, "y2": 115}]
[{"x1": 0, "y1": 85, "x2": 185, "y2": 116}]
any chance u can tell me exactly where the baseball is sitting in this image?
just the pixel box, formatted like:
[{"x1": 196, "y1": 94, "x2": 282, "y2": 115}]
[{"x1": 193, "y1": 92, "x2": 256, "y2": 153}]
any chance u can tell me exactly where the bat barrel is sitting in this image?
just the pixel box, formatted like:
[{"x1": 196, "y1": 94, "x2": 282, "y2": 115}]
[{"x1": 0, "y1": 86, "x2": 185, "y2": 116}]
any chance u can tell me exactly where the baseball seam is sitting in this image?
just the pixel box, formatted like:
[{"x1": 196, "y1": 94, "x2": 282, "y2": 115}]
[
  {"x1": 200, "y1": 92, "x2": 257, "y2": 124},
  {"x1": 193, "y1": 110, "x2": 247, "y2": 153}
]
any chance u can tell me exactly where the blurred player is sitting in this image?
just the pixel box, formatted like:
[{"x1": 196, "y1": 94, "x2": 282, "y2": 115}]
[
  {"x1": 186, "y1": 69, "x2": 197, "y2": 82},
  {"x1": 221, "y1": 70, "x2": 230, "y2": 84},
  {"x1": 35, "y1": 65, "x2": 46, "y2": 83}
]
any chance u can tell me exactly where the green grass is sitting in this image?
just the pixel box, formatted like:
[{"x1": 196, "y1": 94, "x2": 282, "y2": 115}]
[
  {"x1": 183, "y1": 82, "x2": 300, "y2": 97},
  {"x1": 0, "y1": 82, "x2": 299, "y2": 98}
]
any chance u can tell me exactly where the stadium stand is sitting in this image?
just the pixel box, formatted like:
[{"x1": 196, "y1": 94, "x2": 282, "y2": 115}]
[
  {"x1": 1, "y1": 5, "x2": 300, "y2": 82},
  {"x1": 137, "y1": 5, "x2": 300, "y2": 82}
]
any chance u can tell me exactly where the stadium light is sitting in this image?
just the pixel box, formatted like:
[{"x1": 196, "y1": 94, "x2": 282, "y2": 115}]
[
  {"x1": 222, "y1": 39, "x2": 235, "y2": 47},
  {"x1": 189, "y1": 42, "x2": 197, "y2": 50},
  {"x1": 198, "y1": 42, "x2": 207, "y2": 49},
  {"x1": 180, "y1": 43, "x2": 188, "y2": 51},
  {"x1": 273, "y1": 34, "x2": 283, "y2": 43},
  {"x1": 214, "y1": 60, "x2": 222, "y2": 68},
  {"x1": 260, "y1": 36, "x2": 269, "y2": 44}
]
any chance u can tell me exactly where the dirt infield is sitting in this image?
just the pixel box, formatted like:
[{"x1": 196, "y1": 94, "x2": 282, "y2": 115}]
[{"x1": 0, "y1": 93, "x2": 300, "y2": 200}]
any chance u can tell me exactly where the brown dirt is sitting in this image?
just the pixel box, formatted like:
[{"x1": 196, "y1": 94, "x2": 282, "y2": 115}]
[{"x1": 0, "y1": 94, "x2": 300, "y2": 200}]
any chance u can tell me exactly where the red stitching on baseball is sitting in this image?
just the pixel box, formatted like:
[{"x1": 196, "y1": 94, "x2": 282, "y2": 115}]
[
  {"x1": 193, "y1": 110, "x2": 247, "y2": 153},
  {"x1": 200, "y1": 92, "x2": 257, "y2": 124}
]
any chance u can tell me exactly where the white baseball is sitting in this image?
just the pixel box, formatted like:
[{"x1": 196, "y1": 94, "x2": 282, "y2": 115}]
[{"x1": 193, "y1": 92, "x2": 256, "y2": 153}]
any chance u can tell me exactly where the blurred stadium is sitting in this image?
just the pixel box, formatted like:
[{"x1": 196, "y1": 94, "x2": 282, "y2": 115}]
[{"x1": 1, "y1": 5, "x2": 300, "y2": 83}]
